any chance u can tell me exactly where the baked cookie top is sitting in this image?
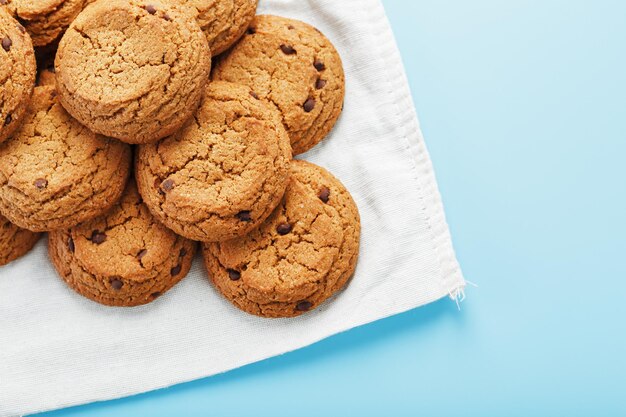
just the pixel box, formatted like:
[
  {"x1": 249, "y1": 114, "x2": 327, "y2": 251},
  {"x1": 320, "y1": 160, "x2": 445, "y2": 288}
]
[
  {"x1": 173, "y1": 0, "x2": 257, "y2": 56},
  {"x1": 0, "y1": 86, "x2": 132, "y2": 232},
  {"x1": 203, "y1": 160, "x2": 360, "y2": 318},
  {"x1": 55, "y1": 0, "x2": 211, "y2": 144},
  {"x1": 2, "y1": 0, "x2": 85, "y2": 46},
  {"x1": 212, "y1": 15, "x2": 345, "y2": 155},
  {"x1": 48, "y1": 180, "x2": 196, "y2": 307},
  {"x1": 0, "y1": 213, "x2": 40, "y2": 266},
  {"x1": 136, "y1": 81, "x2": 292, "y2": 242},
  {"x1": 0, "y1": 6, "x2": 36, "y2": 143}
]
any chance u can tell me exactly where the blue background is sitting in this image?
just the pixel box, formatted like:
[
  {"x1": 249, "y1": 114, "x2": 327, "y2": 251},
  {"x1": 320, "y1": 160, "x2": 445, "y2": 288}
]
[{"x1": 37, "y1": 1, "x2": 626, "y2": 416}]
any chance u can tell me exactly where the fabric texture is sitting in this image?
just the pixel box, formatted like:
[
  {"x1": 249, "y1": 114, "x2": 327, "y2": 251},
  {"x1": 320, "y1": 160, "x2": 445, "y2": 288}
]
[{"x1": 0, "y1": 0, "x2": 465, "y2": 415}]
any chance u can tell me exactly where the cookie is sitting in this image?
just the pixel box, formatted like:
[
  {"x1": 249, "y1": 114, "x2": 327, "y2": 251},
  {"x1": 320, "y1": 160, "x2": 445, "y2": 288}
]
[
  {"x1": 0, "y1": 213, "x2": 40, "y2": 266},
  {"x1": 49, "y1": 180, "x2": 196, "y2": 307},
  {"x1": 2, "y1": 0, "x2": 84, "y2": 47},
  {"x1": 202, "y1": 160, "x2": 360, "y2": 318},
  {"x1": 212, "y1": 15, "x2": 345, "y2": 155},
  {"x1": 0, "y1": 85, "x2": 132, "y2": 232},
  {"x1": 0, "y1": 6, "x2": 36, "y2": 144},
  {"x1": 136, "y1": 81, "x2": 292, "y2": 242},
  {"x1": 173, "y1": 0, "x2": 257, "y2": 56},
  {"x1": 37, "y1": 64, "x2": 56, "y2": 86},
  {"x1": 55, "y1": 0, "x2": 211, "y2": 144}
]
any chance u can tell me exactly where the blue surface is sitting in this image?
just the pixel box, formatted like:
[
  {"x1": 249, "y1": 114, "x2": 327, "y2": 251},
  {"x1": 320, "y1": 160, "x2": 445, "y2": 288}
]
[{"x1": 37, "y1": 1, "x2": 626, "y2": 416}]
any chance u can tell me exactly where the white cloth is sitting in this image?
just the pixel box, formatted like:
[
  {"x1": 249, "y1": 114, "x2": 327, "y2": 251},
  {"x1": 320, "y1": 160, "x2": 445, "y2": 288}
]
[{"x1": 0, "y1": 0, "x2": 465, "y2": 415}]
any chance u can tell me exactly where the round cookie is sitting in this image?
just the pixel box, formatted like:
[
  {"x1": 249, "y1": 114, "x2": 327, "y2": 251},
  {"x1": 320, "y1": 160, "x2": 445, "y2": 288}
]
[
  {"x1": 49, "y1": 180, "x2": 196, "y2": 307},
  {"x1": 202, "y1": 160, "x2": 360, "y2": 318},
  {"x1": 0, "y1": 7, "x2": 36, "y2": 144},
  {"x1": 173, "y1": 0, "x2": 257, "y2": 56},
  {"x1": 55, "y1": 0, "x2": 211, "y2": 144},
  {"x1": 37, "y1": 65, "x2": 56, "y2": 86},
  {"x1": 136, "y1": 81, "x2": 292, "y2": 242},
  {"x1": 0, "y1": 213, "x2": 40, "y2": 266},
  {"x1": 0, "y1": 85, "x2": 132, "y2": 232},
  {"x1": 212, "y1": 15, "x2": 345, "y2": 155},
  {"x1": 1, "y1": 0, "x2": 84, "y2": 47}
]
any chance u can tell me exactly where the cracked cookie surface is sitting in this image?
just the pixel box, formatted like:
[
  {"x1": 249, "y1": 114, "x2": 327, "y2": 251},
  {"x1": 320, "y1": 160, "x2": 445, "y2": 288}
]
[
  {"x1": 0, "y1": 6, "x2": 36, "y2": 144},
  {"x1": 173, "y1": 0, "x2": 257, "y2": 56},
  {"x1": 48, "y1": 180, "x2": 196, "y2": 307},
  {"x1": 0, "y1": 86, "x2": 132, "y2": 232},
  {"x1": 202, "y1": 160, "x2": 360, "y2": 318},
  {"x1": 55, "y1": 0, "x2": 211, "y2": 144},
  {"x1": 136, "y1": 81, "x2": 292, "y2": 242},
  {"x1": 212, "y1": 15, "x2": 345, "y2": 155},
  {"x1": 0, "y1": 213, "x2": 40, "y2": 265},
  {"x1": 2, "y1": 0, "x2": 84, "y2": 47}
]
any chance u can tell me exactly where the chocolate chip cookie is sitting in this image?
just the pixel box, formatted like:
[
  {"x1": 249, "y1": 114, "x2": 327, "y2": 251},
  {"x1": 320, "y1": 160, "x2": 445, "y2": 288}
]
[
  {"x1": 174, "y1": 0, "x2": 257, "y2": 56},
  {"x1": 202, "y1": 160, "x2": 360, "y2": 318},
  {"x1": 0, "y1": 6, "x2": 36, "y2": 144},
  {"x1": 0, "y1": 85, "x2": 132, "y2": 232},
  {"x1": 212, "y1": 15, "x2": 345, "y2": 155},
  {"x1": 136, "y1": 81, "x2": 292, "y2": 242},
  {"x1": 48, "y1": 180, "x2": 196, "y2": 307},
  {"x1": 2, "y1": 0, "x2": 84, "y2": 47},
  {"x1": 0, "y1": 213, "x2": 40, "y2": 266},
  {"x1": 55, "y1": 0, "x2": 211, "y2": 144}
]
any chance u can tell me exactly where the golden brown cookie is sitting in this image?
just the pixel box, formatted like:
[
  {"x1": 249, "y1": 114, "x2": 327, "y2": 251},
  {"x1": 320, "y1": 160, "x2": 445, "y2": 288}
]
[
  {"x1": 0, "y1": 86, "x2": 132, "y2": 232},
  {"x1": 136, "y1": 81, "x2": 292, "y2": 242},
  {"x1": 0, "y1": 7, "x2": 36, "y2": 144},
  {"x1": 173, "y1": 0, "x2": 257, "y2": 56},
  {"x1": 55, "y1": 0, "x2": 211, "y2": 144},
  {"x1": 202, "y1": 160, "x2": 360, "y2": 318},
  {"x1": 0, "y1": 213, "x2": 40, "y2": 266},
  {"x1": 2, "y1": 0, "x2": 84, "y2": 47},
  {"x1": 212, "y1": 15, "x2": 345, "y2": 155},
  {"x1": 49, "y1": 180, "x2": 196, "y2": 307}
]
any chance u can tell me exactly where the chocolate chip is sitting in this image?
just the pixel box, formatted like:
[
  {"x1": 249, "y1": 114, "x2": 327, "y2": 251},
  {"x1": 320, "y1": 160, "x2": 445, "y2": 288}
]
[
  {"x1": 90, "y1": 231, "x2": 106, "y2": 244},
  {"x1": 16, "y1": 24, "x2": 26, "y2": 34},
  {"x1": 276, "y1": 222, "x2": 292, "y2": 235},
  {"x1": 313, "y1": 59, "x2": 325, "y2": 71},
  {"x1": 287, "y1": 25, "x2": 295, "y2": 30},
  {"x1": 137, "y1": 249, "x2": 147, "y2": 260},
  {"x1": 236, "y1": 210, "x2": 252, "y2": 222},
  {"x1": 280, "y1": 44, "x2": 296, "y2": 55},
  {"x1": 249, "y1": 91, "x2": 259, "y2": 99},
  {"x1": 4, "y1": 114, "x2": 11, "y2": 126},
  {"x1": 296, "y1": 300, "x2": 313, "y2": 311},
  {"x1": 318, "y1": 186, "x2": 330, "y2": 203},
  {"x1": 179, "y1": 248, "x2": 187, "y2": 258},
  {"x1": 151, "y1": 291, "x2": 161, "y2": 298},
  {"x1": 110, "y1": 278, "x2": 123, "y2": 290},
  {"x1": 144, "y1": 4, "x2": 157, "y2": 14},
  {"x1": 303, "y1": 98, "x2": 316, "y2": 112},
  {"x1": 246, "y1": 27, "x2": 256, "y2": 35},
  {"x1": 1, "y1": 37, "x2": 11, "y2": 52},
  {"x1": 34, "y1": 178, "x2": 48, "y2": 189},
  {"x1": 315, "y1": 78, "x2": 327, "y2": 89},
  {"x1": 68, "y1": 237, "x2": 75, "y2": 253},
  {"x1": 227, "y1": 269, "x2": 241, "y2": 281},
  {"x1": 162, "y1": 13, "x2": 171, "y2": 21},
  {"x1": 171, "y1": 264, "x2": 182, "y2": 276},
  {"x1": 161, "y1": 178, "x2": 175, "y2": 192}
]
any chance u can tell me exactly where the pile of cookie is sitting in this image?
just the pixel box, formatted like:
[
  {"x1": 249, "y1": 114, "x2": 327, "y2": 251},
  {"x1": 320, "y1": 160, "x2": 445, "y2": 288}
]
[{"x1": 0, "y1": 0, "x2": 360, "y2": 318}]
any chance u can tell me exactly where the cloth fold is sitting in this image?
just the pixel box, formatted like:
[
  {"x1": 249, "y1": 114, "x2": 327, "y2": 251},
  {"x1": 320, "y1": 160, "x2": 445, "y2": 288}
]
[{"x1": 0, "y1": 0, "x2": 464, "y2": 415}]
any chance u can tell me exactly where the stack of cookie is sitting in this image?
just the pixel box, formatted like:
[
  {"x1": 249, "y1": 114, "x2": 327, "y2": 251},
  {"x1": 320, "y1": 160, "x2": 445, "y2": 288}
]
[{"x1": 0, "y1": 0, "x2": 360, "y2": 318}]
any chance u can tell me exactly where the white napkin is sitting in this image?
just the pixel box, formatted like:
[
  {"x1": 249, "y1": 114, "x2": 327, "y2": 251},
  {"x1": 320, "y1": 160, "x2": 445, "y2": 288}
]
[{"x1": 0, "y1": 0, "x2": 465, "y2": 415}]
